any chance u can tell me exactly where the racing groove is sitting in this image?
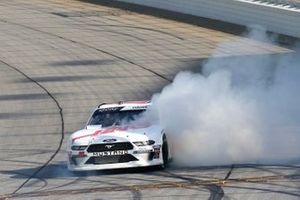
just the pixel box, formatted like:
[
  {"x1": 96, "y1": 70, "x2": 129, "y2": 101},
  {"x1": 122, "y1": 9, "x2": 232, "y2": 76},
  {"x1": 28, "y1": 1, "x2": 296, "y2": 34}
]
[{"x1": 0, "y1": 0, "x2": 299, "y2": 200}]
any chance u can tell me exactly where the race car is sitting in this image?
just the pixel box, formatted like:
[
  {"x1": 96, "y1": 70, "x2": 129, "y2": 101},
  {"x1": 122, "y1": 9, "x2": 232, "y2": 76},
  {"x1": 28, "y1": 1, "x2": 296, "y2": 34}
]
[{"x1": 67, "y1": 100, "x2": 171, "y2": 171}]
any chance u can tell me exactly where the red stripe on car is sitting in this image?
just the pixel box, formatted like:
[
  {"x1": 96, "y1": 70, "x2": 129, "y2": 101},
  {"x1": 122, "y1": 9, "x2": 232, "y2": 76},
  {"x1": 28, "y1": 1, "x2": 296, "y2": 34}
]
[{"x1": 72, "y1": 124, "x2": 150, "y2": 142}]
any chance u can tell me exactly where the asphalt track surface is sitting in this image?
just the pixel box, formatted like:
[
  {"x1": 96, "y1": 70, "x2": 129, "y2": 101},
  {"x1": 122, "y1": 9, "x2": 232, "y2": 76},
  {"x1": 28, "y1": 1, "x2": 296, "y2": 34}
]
[{"x1": 0, "y1": 0, "x2": 299, "y2": 199}]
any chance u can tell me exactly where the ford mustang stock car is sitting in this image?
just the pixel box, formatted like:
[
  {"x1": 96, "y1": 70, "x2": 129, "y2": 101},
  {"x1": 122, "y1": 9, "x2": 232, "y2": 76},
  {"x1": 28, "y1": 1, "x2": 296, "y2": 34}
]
[{"x1": 67, "y1": 101, "x2": 171, "y2": 171}]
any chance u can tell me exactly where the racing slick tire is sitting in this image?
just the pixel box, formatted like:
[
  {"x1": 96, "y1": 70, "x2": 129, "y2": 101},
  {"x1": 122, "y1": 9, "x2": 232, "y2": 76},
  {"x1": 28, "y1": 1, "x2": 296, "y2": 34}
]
[{"x1": 160, "y1": 135, "x2": 169, "y2": 169}]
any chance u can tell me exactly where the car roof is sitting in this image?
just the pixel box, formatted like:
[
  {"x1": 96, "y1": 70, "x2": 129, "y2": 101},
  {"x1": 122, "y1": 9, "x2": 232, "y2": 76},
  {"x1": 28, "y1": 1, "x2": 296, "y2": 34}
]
[{"x1": 97, "y1": 100, "x2": 151, "y2": 110}]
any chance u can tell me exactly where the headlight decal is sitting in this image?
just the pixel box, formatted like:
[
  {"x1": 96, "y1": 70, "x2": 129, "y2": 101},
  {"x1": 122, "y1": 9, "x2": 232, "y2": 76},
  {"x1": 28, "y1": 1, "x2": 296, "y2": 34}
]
[
  {"x1": 71, "y1": 145, "x2": 88, "y2": 151},
  {"x1": 133, "y1": 140, "x2": 155, "y2": 146}
]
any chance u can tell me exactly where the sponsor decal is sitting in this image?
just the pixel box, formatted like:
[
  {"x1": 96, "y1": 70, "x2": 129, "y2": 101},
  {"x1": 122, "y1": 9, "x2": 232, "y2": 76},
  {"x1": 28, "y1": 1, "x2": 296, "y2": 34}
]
[
  {"x1": 93, "y1": 150, "x2": 128, "y2": 156},
  {"x1": 153, "y1": 145, "x2": 161, "y2": 159},
  {"x1": 98, "y1": 107, "x2": 123, "y2": 112},
  {"x1": 103, "y1": 139, "x2": 117, "y2": 143},
  {"x1": 132, "y1": 106, "x2": 148, "y2": 110},
  {"x1": 133, "y1": 149, "x2": 153, "y2": 154},
  {"x1": 123, "y1": 101, "x2": 150, "y2": 104}
]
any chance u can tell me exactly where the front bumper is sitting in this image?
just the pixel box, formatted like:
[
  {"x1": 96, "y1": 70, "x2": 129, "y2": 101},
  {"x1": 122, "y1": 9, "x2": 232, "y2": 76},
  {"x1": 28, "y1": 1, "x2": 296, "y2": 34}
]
[
  {"x1": 67, "y1": 144, "x2": 162, "y2": 171},
  {"x1": 68, "y1": 159, "x2": 162, "y2": 171}
]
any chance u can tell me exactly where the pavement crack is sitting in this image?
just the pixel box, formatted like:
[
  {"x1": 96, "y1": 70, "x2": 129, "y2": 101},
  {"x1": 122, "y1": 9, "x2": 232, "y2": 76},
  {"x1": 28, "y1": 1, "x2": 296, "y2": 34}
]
[{"x1": 0, "y1": 60, "x2": 64, "y2": 194}]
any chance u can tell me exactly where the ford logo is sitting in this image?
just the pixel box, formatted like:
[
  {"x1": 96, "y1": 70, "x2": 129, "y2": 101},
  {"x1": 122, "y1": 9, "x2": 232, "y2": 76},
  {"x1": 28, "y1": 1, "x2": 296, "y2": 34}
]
[{"x1": 105, "y1": 144, "x2": 115, "y2": 149}]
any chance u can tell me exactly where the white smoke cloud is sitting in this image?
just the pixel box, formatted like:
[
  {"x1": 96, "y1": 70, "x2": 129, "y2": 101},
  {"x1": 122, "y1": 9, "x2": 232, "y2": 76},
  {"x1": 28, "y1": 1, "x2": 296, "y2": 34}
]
[{"x1": 148, "y1": 29, "x2": 300, "y2": 166}]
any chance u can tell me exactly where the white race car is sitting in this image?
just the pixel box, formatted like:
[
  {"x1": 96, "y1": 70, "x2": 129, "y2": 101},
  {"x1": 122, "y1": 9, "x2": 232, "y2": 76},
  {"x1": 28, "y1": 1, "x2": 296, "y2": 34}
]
[{"x1": 67, "y1": 101, "x2": 171, "y2": 171}]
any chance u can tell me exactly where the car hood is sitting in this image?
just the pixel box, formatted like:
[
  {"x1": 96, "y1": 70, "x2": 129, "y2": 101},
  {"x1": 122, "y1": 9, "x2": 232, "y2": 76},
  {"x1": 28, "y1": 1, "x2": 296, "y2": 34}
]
[{"x1": 70, "y1": 124, "x2": 162, "y2": 146}]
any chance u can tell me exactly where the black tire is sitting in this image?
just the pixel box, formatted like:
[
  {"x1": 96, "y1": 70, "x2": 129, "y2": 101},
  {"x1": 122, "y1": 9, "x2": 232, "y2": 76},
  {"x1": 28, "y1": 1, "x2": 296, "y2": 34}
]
[{"x1": 161, "y1": 135, "x2": 169, "y2": 169}]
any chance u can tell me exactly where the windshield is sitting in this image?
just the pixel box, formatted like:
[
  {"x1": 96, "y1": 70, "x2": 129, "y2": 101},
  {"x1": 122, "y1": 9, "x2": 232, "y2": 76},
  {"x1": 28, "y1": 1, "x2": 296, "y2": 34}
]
[{"x1": 88, "y1": 109, "x2": 146, "y2": 128}]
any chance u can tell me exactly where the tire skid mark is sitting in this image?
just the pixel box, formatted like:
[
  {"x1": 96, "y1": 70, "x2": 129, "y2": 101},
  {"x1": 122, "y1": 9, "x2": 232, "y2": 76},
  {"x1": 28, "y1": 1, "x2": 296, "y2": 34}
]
[
  {"x1": 48, "y1": 5, "x2": 185, "y2": 41},
  {"x1": 0, "y1": 60, "x2": 64, "y2": 194},
  {"x1": 224, "y1": 165, "x2": 234, "y2": 181},
  {"x1": 1, "y1": 175, "x2": 294, "y2": 199},
  {"x1": 131, "y1": 188, "x2": 142, "y2": 200},
  {"x1": 84, "y1": 24, "x2": 185, "y2": 41},
  {"x1": 43, "y1": 176, "x2": 82, "y2": 191},
  {"x1": 206, "y1": 165, "x2": 234, "y2": 200},
  {"x1": 8, "y1": 171, "x2": 49, "y2": 192},
  {"x1": 207, "y1": 184, "x2": 224, "y2": 200},
  {"x1": 224, "y1": 184, "x2": 300, "y2": 198},
  {"x1": 0, "y1": 158, "x2": 45, "y2": 165},
  {"x1": 0, "y1": 18, "x2": 172, "y2": 83},
  {"x1": 161, "y1": 170, "x2": 224, "y2": 200},
  {"x1": 0, "y1": 171, "x2": 48, "y2": 200},
  {"x1": 86, "y1": 28, "x2": 146, "y2": 41}
]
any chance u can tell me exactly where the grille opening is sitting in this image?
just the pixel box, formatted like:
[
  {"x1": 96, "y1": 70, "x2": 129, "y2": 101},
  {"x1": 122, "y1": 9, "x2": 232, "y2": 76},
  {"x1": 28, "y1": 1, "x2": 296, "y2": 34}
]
[
  {"x1": 87, "y1": 142, "x2": 134, "y2": 152},
  {"x1": 85, "y1": 155, "x2": 138, "y2": 165}
]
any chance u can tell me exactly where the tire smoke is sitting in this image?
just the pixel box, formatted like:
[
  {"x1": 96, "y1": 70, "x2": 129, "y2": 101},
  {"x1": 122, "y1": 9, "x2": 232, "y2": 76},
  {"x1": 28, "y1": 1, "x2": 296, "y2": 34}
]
[{"x1": 148, "y1": 29, "x2": 300, "y2": 166}]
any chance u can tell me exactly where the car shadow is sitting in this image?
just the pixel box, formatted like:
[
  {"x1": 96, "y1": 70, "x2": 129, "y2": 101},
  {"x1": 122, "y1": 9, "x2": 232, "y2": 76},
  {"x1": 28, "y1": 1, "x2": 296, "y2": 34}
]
[
  {"x1": 0, "y1": 162, "x2": 165, "y2": 179},
  {"x1": 3, "y1": 159, "x2": 300, "y2": 180}
]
